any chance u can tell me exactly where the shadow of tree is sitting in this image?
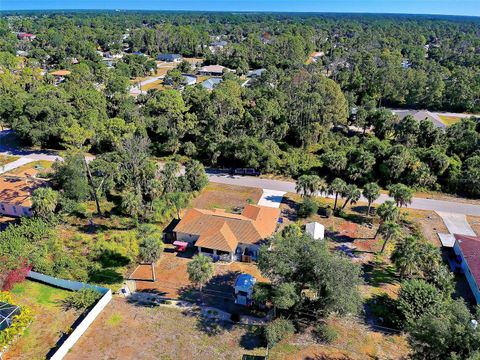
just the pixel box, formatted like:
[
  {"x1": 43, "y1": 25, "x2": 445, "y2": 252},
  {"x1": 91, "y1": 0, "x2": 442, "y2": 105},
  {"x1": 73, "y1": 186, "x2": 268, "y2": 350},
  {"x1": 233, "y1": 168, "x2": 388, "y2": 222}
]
[
  {"x1": 96, "y1": 249, "x2": 131, "y2": 267},
  {"x1": 239, "y1": 326, "x2": 265, "y2": 350},
  {"x1": 88, "y1": 268, "x2": 124, "y2": 284}
]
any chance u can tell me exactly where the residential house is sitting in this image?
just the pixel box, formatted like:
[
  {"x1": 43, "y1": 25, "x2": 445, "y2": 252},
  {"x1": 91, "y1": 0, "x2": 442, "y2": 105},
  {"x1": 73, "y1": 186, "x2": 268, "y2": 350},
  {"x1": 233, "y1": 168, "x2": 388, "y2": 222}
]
[
  {"x1": 201, "y1": 77, "x2": 223, "y2": 90},
  {"x1": 157, "y1": 53, "x2": 183, "y2": 62},
  {"x1": 0, "y1": 176, "x2": 46, "y2": 217},
  {"x1": 311, "y1": 51, "x2": 325, "y2": 62},
  {"x1": 392, "y1": 109, "x2": 445, "y2": 129},
  {"x1": 174, "y1": 204, "x2": 280, "y2": 262},
  {"x1": 198, "y1": 65, "x2": 232, "y2": 76},
  {"x1": 209, "y1": 40, "x2": 228, "y2": 53},
  {"x1": 453, "y1": 234, "x2": 480, "y2": 304},
  {"x1": 49, "y1": 70, "x2": 71, "y2": 85},
  {"x1": 247, "y1": 69, "x2": 266, "y2": 78},
  {"x1": 17, "y1": 33, "x2": 36, "y2": 41}
]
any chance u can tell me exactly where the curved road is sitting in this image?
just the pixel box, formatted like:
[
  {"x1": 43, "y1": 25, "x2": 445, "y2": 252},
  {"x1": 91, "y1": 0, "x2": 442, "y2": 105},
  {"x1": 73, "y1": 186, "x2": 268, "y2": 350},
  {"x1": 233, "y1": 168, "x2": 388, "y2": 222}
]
[
  {"x1": 208, "y1": 173, "x2": 480, "y2": 216},
  {"x1": 1, "y1": 130, "x2": 479, "y2": 216}
]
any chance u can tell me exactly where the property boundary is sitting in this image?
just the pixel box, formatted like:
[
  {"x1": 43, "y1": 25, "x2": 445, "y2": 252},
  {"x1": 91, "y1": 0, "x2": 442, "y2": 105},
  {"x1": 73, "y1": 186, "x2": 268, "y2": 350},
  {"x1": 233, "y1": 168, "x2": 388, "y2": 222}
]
[{"x1": 27, "y1": 271, "x2": 112, "y2": 360}]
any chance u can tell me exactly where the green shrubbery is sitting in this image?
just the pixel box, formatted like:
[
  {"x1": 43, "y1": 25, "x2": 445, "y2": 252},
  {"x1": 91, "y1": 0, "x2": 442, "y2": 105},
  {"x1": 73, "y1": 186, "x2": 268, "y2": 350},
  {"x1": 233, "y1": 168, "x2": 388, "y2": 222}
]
[
  {"x1": 314, "y1": 323, "x2": 338, "y2": 344},
  {"x1": 63, "y1": 288, "x2": 102, "y2": 311}
]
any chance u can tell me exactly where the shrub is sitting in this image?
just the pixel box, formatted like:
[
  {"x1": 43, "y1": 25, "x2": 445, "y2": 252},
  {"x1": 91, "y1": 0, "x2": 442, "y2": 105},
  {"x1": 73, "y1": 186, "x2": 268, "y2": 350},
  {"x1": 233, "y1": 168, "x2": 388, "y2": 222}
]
[
  {"x1": 63, "y1": 288, "x2": 102, "y2": 311},
  {"x1": 264, "y1": 318, "x2": 295, "y2": 347},
  {"x1": 314, "y1": 323, "x2": 338, "y2": 344},
  {"x1": 298, "y1": 197, "x2": 319, "y2": 218},
  {"x1": 2, "y1": 261, "x2": 32, "y2": 291},
  {"x1": 324, "y1": 206, "x2": 333, "y2": 218}
]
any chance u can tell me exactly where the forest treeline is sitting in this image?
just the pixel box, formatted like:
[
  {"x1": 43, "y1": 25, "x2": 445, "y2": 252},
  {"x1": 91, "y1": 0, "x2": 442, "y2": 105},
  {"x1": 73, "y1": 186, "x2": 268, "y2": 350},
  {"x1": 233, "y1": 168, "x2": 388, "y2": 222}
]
[{"x1": 0, "y1": 12, "x2": 479, "y2": 197}]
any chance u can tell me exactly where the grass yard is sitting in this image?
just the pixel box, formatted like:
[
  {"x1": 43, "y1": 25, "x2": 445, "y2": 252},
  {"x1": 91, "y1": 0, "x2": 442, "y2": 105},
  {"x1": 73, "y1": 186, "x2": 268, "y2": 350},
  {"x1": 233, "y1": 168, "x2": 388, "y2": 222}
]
[
  {"x1": 5, "y1": 280, "x2": 78, "y2": 360},
  {"x1": 0, "y1": 154, "x2": 20, "y2": 166},
  {"x1": 269, "y1": 316, "x2": 409, "y2": 360},
  {"x1": 190, "y1": 182, "x2": 262, "y2": 212},
  {"x1": 66, "y1": 297, "x2": 266, "y2": 360},
  {"x1": 438, "y1": 115, "x2": 462, "y2": 126},
  {"x1": 141, "y1": 79, "x2": 168, "y2": 91},
  {"x1": 5, "y1": 160, "x2": 53, "y2": 177}
]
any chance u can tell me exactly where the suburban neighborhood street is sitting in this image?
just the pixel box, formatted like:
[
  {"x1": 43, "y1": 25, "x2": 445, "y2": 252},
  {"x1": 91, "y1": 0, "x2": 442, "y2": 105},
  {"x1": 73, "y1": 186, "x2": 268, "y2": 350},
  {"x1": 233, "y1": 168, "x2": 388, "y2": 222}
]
[{"x1": 208, "y1": 173, "x2": 480, "y2": 216}]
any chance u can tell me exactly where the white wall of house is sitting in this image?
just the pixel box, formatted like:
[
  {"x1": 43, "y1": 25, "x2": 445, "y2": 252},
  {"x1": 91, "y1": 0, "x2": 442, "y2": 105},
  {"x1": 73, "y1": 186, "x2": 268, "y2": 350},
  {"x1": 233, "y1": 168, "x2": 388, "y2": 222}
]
[
  {"x1": 175, "y1": 232, "x2": 199, "y2": 245},
  {"x1": 0, "y1": 203, "x2": 32, "y2": 217},
  {"x1": 454, "y1": 241, "x2": 480, "y2": 304}
]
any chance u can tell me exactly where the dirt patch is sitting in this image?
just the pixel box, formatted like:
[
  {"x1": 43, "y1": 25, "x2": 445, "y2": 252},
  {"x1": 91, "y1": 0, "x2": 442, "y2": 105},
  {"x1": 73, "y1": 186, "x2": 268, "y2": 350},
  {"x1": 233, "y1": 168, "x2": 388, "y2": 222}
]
[
  {"x1": 191, "y1": 182, "x2": 262, "y2": 212},
  {"x1": 406, "y1": 209, "x2": 447, "y2": 246},
  {"x1": 467, "y1": 216, "x2": 480, "y2": 236},
  {"x1": 66, "y1": 297, "x2": 265, "y2": 360},
  {"x1": 270, "y1": 317, "x2": 409, "y2": 360}
]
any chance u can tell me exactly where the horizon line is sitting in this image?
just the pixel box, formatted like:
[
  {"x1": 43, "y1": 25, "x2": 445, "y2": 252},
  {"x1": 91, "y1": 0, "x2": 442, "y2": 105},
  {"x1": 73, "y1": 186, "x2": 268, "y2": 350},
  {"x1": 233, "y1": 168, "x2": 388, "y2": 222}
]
[{"x1": 1, "y1": 9, "x2": 479, "y2": 18}]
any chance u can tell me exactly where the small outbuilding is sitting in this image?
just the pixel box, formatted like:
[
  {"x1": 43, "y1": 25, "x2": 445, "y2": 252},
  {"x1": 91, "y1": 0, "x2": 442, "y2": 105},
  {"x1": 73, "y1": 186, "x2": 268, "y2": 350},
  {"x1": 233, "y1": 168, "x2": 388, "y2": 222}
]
[
  {"x1": 305, "y1": 222, "x2": 325, "y2": 240},
  {"x1": 234, "y1": 274, "x2": 256, "y2": 306}
]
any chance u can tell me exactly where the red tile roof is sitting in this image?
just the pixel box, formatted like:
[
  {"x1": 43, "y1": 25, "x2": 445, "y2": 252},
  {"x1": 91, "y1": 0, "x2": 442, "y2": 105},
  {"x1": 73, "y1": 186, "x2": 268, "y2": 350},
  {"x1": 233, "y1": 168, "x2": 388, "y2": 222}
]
[
  {"x1": 174, "y1": 204, "x2": 280, "y2": 252},
  {"x1": 455, "y1": 234, "x2": 480, "y2": 286}
]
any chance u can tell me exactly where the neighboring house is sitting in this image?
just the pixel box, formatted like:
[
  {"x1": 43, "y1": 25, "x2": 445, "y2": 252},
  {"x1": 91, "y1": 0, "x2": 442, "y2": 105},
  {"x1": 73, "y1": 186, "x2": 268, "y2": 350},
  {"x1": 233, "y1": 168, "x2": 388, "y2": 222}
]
[
  {"x1": 50, "y1": 70, "x2": 71, "y2": 85},
  {"x1": 174, "y1": 204, "x2": 280, "y2": 262},
  {"x1": 311, "y1": 51, "x2": 325, "y2": 62},
  {"x1": 392, "y1": 109, "x2": 445, "y2": 129},
  {"x1": 305, "y1": 222, "x2": 325, "y2": 240},
  {"x1": 247, "y1": 68, "x2": 266, "y2": 78},
  {"x1": 234, "y1": 274, "x2": 256, "y2": 306},
  {"x1": 163, "y1": 74, "x2": 197, "y2": 87},
  {"x1": 209, "y1": 40, "x2": 228, "y2": 53},
  {"x1": 401, "y1": 59, "x2": 411, "y2": 69},
  {"x1": 16, "y1": 50, "x2": 29, "y2": 57},
  {"x1": 157, "y1": 53, "x2": 183, "y2": 62},
  {"x1": 201, "y1": 77, "x2": 223, "y2": 90},
  {"x1": 198, "y1": 65, "x2": 232, "y2": 76},
  {"x1": 0, "y1": 176, "x2": 46, "y2": 217},
  {"x1": 453, "y1": 234, "x2": 480, "y2": 304},
  {"x1": 17, "y1": 32, "x2": 36, "y2": 41}
]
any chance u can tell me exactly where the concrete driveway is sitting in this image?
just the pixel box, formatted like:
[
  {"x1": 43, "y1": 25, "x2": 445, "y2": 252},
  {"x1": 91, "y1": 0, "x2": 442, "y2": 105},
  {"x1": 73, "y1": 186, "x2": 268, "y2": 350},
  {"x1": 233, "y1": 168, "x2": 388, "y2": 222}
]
[{"x1": 436, "y1": 212, "x2": 476, "y2": 236}]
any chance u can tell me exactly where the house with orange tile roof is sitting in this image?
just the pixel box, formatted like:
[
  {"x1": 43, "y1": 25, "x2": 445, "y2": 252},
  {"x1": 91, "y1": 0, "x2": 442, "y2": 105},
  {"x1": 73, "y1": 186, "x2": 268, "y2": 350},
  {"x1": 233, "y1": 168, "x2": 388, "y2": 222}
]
[
  {"x1": 173, "y1": 204, "x2": 280, "y2": 262},
  {"x1": 0, "y1": 176, "x2": 46, "y2": 217}
]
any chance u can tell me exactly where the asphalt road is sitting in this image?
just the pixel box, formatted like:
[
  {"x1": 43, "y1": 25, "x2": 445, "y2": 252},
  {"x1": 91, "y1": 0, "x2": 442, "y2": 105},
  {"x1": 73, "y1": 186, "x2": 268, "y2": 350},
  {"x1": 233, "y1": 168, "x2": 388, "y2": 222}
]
[
  {"x1": 1, "y1": 129, "x2": 479, "y2": 216},
  {"x1": 208, "y1": 173, "x2": 480, "y2": 216}
]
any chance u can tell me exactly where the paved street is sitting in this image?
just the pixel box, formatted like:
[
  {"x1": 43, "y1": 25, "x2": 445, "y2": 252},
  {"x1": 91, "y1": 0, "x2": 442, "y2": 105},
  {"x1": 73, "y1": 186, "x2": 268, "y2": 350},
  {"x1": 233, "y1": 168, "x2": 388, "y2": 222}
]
[
  {"x1": 1, "y1": 129, "x2": 480, "y2": 216},
  {"x1": 208, "y1": 173, "x2": 480, "y2": 216}
]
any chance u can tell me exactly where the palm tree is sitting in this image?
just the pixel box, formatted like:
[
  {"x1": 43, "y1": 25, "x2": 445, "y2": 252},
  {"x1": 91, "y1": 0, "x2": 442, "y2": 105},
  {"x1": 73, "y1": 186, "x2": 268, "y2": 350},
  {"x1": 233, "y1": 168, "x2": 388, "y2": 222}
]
[
  {"x1": 391, "y1": 236, "x2": 419, "y2": 278},
  {"x1": 187, "y1": 254, "x2": 214, "y2": 302},
  {"x1": 375, "y1": 200, "x2": 399, "y2": 239},
  {"x1": 362, "y1": 182, "x2": 381, "y2": 216},
  {"x1": 341, "y1": 184, "x2": 361, "y2": 210},
  {"x1": 328, "y1": 178, "x2": 347, "y2": 211},
  {"x1": 31, "y1": 187, "x2": 58, "y2": 218},
  {"x1": 388, "y1": 183, "x2": 413, "y2": 208},
  {"x1": 295, "y1": 175, "x2": 326, "y2": 197},
  {"x1": 378, "y1": 221, "x2": 401, "y2": 253}
]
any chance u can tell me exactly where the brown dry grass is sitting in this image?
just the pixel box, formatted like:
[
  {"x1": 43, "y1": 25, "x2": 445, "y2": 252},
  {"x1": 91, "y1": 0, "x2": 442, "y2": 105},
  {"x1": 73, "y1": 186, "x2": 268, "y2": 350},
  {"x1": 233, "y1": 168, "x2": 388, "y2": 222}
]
[
  {"x1": 66, "y1": 297, "x2": 265, "y2": 360},
  {"x1": 467, "y1": 216, "x2": 480, "y2": 236},
  {"x1": 5, "y1": 160, "x2": 53, "y2": 178},
  {"x1": 438, "y1": 115, "x2": 462, "y2": 126},
  {"x1": 270, "y1": 317, "x2": 409, "y2": 360},
  {"x1": 190, "y1": 182, "x2": 262, "y2": 212}
]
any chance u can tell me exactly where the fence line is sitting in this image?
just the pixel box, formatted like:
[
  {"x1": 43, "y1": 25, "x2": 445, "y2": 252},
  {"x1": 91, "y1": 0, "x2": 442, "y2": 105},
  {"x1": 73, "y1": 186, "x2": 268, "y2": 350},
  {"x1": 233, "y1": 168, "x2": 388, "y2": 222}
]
[{"x1": 27, "y1": 271, "x2": 112, "y2": 360}]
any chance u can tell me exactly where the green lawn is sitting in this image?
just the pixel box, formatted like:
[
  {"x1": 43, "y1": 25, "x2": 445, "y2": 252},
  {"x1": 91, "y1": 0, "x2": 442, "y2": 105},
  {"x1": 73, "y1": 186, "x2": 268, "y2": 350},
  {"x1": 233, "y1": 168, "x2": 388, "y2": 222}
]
[
  {"x1": 438, "y1": 115, "x2": 462, "y2": 126},
  {"x1": 11, "y1": 280, "x2": 71, "y2": 308}
]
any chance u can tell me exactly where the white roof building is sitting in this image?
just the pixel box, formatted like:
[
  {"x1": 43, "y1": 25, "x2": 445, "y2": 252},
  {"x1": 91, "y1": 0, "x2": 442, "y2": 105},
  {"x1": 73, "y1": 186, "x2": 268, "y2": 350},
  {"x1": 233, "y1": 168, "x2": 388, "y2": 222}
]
[{"x1": 305, "y1": 222, "x2": 325, "y2": 240}]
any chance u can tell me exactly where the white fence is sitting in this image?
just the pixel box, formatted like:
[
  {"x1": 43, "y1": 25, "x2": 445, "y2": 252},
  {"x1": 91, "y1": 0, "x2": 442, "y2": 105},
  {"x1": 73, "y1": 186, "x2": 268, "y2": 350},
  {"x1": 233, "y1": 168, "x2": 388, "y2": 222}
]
[{"x1": 27, "y1": 271, "x2": 112, "y2": 360}]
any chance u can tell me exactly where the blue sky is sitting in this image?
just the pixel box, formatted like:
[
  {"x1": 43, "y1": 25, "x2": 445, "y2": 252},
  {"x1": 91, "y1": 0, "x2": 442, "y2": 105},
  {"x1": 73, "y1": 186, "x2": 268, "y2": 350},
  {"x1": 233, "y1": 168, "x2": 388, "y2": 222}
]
[{"x1": 1, "y1": 0, "x2": 479, "y2": 17}]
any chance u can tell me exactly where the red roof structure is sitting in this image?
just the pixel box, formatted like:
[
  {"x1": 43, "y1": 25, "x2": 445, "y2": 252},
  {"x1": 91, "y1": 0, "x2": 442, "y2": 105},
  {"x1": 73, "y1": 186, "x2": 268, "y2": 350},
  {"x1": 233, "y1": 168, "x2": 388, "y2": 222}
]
[{"x1": 455, "y1": 234, "x2": 480, "y2": 286}]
